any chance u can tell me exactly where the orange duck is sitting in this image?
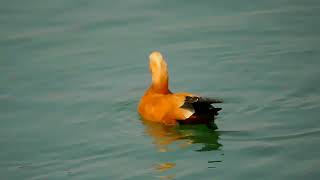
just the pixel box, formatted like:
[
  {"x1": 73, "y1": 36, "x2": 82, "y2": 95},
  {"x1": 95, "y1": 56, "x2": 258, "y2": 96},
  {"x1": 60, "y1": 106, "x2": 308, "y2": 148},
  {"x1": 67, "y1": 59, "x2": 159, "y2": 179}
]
[{"x1": 138, "y1": 51, "x2": 222, "y2": 127}]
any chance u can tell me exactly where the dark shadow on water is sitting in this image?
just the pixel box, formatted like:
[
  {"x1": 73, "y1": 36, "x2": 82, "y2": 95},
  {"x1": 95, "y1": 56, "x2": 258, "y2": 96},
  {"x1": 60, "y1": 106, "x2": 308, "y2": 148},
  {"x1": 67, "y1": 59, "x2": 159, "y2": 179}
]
[{"x1": 141, "y1": 120, "x2": 222, "y2": 152}]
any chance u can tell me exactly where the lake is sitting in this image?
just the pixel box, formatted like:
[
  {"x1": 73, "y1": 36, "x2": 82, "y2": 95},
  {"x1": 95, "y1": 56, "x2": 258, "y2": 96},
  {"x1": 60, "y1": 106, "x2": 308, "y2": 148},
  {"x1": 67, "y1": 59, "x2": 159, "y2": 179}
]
[{"x1": 1, "y1": 0, "x2": 320, "y2": 179}]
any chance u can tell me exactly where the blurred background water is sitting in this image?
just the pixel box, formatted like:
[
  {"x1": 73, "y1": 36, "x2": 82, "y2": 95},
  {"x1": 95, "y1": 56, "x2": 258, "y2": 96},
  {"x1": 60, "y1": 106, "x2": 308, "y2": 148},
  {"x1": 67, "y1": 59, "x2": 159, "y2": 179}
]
[{"x1": 1, "y1": 0, "x2": 320, "y2": 179}]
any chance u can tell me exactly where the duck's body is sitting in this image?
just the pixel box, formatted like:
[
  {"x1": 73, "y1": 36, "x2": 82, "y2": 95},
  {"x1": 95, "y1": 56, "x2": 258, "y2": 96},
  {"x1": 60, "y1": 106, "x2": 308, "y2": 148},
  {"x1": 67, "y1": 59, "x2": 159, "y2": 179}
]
[{"x1": 138, "y1": 51, "x2": 221, "y2": 126}]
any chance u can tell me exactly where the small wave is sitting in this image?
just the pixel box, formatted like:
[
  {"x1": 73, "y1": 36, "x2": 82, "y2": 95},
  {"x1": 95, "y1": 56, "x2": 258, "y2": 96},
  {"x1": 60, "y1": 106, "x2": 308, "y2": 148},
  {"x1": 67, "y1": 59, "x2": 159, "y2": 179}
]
[{"x1": 220, "y1": 129, "x2": 320, "y2": 142}]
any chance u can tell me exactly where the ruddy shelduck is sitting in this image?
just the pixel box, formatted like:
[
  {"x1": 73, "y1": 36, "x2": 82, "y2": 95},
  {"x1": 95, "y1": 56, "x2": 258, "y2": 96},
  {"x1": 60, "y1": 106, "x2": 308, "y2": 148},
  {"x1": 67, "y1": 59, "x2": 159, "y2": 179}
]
[{"x1": 138, "y1": 51, "x2": 222, "y2": 126}]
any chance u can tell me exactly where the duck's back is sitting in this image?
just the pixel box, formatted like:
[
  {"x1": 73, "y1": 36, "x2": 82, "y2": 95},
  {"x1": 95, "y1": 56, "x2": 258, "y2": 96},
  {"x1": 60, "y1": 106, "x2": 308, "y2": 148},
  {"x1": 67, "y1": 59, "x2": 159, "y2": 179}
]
[{"x1": 138, "y1": 92, "x2": 195, "y2": 125}]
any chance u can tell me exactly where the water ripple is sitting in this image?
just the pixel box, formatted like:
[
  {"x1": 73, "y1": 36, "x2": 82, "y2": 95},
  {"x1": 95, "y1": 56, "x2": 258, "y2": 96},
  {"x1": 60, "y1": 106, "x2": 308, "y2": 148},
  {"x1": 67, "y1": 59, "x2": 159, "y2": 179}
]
[{"x1": 221, "y1": 128, "x2": 320, "y2": 142}]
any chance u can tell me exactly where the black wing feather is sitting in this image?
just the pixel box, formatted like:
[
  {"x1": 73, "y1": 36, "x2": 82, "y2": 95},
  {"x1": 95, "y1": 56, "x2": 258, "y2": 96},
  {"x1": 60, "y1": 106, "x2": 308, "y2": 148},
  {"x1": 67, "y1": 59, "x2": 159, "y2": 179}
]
[
  {"x1": 179, "y1": 96, "x2": 222, "y2": 129},
  {"x1": 184, "y1": 96, "x2": 223, "y2": 104}
]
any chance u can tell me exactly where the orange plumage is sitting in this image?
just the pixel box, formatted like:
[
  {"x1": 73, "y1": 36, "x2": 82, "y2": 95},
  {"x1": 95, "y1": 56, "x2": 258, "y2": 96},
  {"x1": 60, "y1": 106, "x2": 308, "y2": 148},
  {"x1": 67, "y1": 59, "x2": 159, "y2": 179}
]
[{"x1": 138, "y1": 51, "x2": 222, "y2": 126}]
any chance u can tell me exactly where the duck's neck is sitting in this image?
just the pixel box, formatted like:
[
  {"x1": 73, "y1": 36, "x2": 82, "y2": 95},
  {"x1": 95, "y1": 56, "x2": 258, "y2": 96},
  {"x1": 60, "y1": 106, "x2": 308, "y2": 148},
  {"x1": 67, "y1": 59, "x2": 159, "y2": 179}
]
[{"x1": 149, "y1": 71, "x2": 170, "y2": 94}]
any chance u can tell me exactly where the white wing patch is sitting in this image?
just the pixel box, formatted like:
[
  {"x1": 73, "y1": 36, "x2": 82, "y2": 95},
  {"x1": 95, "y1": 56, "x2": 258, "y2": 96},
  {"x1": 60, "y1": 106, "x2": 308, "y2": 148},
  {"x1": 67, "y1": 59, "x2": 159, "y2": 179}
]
[{"x1": 179, "y1": 102, "x2": 195, "y2": 119}]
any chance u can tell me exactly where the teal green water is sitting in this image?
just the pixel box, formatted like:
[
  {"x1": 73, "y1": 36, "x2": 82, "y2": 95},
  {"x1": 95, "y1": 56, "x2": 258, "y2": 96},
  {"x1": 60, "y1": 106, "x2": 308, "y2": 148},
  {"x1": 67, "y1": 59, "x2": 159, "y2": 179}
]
[{"x1": 1, "y1": 0, "x2": 320, "y2": 179}]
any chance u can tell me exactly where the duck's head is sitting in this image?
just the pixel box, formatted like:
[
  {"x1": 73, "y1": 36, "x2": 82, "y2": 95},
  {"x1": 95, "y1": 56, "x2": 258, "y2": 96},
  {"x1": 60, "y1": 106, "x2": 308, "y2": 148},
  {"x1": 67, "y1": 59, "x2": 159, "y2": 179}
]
[{"x1": 149, "y1": 51, "x2": 169, "y2": 93}]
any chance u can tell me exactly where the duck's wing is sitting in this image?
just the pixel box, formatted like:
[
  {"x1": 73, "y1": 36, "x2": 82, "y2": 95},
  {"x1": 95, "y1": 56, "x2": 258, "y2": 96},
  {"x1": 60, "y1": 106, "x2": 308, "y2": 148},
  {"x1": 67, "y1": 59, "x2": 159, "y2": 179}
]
[{"x1": 179, "y1": 95, "x2": 222, "y2": 120}]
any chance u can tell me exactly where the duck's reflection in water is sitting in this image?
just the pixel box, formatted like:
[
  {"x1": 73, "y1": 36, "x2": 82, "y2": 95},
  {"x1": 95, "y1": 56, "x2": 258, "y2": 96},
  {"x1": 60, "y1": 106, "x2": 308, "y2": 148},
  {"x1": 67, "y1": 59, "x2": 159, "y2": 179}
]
[
  {"x1": 142, "y1": 120, "x2": 222, "y2": 152},
  {"x1": 142, "y1": 120, "x2": 222, "y2": 179},
  {"x1": 153, "y1": 162, "x2": 176, "y2": 179}
]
